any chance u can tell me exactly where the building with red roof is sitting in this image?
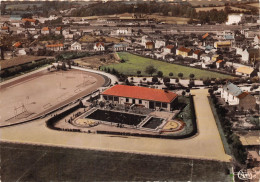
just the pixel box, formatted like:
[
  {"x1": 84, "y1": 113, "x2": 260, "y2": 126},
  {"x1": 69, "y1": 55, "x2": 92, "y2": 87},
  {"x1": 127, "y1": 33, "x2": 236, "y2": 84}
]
[
  {"x1": 93, "y1": 42, "x2": 105, "y2": 51},
  {"x1": 176, "y1": 47, "x2": 192, "y2": 57},
  {"x1": 46, "y1": 43, "x2": 64, "y2": 51},
  {"x1": 13, "y1": 42, "x2": 22, "y2": 48},
  {"x1": 101, "y1": 85, "x2": 178, "y2": 111},
  {"x1": 163, "y1": 45, "x2": 176, "y2": 54},
  {"x1": 41, "y1": 27, "x2": 50, "y2": 35},
  {"x1": 145, "y1": 42, "x2": 155, "y2": 50}
]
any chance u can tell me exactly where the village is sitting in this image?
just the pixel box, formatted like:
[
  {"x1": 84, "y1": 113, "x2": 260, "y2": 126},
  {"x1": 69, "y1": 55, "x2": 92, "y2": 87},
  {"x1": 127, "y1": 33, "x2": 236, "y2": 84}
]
[{"x1": 0, "y1": 1, "x2": 259, "y2": 181}]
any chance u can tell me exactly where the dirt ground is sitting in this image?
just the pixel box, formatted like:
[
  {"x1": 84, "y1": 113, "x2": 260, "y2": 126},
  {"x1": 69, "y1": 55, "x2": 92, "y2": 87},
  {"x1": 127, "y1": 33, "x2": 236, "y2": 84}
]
[
  {"x1": 74, "y1": 53, "x2": 119, "y2": 69},
  {"x1": 0, "y1": 69, "x2": 105, "y2": 126}
]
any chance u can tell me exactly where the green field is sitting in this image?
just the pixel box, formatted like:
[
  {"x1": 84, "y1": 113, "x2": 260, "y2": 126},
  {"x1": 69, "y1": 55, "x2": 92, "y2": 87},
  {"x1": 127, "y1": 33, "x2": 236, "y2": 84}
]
[{"x1": 102, "y1": 52, "x2": 232, "y2": 79}]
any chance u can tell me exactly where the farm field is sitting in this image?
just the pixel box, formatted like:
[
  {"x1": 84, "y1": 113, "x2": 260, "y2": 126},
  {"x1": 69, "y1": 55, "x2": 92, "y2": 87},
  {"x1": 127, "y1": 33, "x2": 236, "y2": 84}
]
[
  {"x1": 195, "y1": 6, "x2": 250, "y2": 12},
  {"x1": 79, "y1": 35, "x2": 121, "y2": 43},
  {"x1": 146, "y1": 14, "x2": 190, "y2": 24},
  {"x1": 102, "y1": 52, "x2": 232, "y2": 79},
  {"x1": 74, "y1": 53, "x2": 119, "y2": 69}
]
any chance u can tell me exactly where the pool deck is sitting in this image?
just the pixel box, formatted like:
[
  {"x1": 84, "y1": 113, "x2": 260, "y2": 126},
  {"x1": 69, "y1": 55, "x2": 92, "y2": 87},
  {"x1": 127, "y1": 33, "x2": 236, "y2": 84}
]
[{"x1": 0, "y1": 89, "x2": 231, "y2": 162}]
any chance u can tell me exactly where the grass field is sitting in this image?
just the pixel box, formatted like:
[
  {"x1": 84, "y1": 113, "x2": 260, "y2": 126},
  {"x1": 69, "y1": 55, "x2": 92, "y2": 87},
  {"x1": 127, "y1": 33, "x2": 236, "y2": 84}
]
[
  {"x1": 102, "y1": 52, "x2": 232, "y2": 79},
  {"x1": 195, "y1": 6, "x2": 250, "y2": 12}
]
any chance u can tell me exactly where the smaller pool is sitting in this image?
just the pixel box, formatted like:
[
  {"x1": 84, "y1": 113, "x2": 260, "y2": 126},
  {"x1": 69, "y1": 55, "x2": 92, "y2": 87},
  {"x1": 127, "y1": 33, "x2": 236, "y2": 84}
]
[{"x1": 142, "y1": 117, "x2": 164, "y2": 129}]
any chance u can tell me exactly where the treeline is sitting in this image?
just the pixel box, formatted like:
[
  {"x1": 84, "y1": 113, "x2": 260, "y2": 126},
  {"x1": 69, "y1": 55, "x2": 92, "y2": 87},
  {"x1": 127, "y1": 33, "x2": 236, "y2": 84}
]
[
  {"x1": 0, "y1": 58, "x2": 54, "y2": 79},
  {"x1": 70, "y1": 2, "x2": 257, "y2": 24}
]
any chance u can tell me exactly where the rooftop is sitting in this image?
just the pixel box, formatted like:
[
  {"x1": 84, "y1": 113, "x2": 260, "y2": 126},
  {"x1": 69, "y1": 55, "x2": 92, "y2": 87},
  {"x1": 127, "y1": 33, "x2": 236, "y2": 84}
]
[
  {"x1": 102, "y1": 85, "x2": 178, "y2": 103},
  {"x1": 46, "y1": 44, "x2": 63, "y2": 48},
  {"x1": 178, "y1": 47, "x2": 191, "y2": 53},
  {"x1": 223, "y1": 82, "x2": 242, "y2": 97},
  {"x1": 236, "y1": 66, "x2": 254, "y2": 75}
]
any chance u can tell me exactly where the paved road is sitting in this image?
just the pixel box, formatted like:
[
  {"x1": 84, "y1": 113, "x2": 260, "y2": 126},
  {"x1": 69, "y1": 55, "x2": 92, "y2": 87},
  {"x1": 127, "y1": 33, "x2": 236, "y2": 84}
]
[{"x1": 0, "y1": 89, "x2": 231, "y2": 162}]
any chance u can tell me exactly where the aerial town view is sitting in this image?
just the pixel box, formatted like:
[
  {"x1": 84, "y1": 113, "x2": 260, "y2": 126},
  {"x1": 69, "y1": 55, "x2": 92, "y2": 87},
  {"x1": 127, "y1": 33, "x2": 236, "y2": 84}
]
[{"x1": 0, "y1": 0, "x2": 259, "y2": 181}]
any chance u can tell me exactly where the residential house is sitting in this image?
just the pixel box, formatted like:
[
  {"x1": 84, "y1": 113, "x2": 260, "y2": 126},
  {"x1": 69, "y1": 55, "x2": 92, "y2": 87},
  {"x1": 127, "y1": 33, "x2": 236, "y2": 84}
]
[
  {"x1": 71, "y1": 42, "x2": 81, "y2": 51},
  {"x1": 216, "y1": 60, "x2": 225, "y2": 69},
  {"x1": 93, "y1": 42, "x2": 105, "y2": 51},
  {"x1": 22, "y1": 18, "x2": 37, "y2": 26},
  {"x1": 113, "y1": 43, "x2": 128, "y2": 52},
  {"x1": 220, "y1": 82, "x2": 256, "y2": 110},
  {"x1": 46, "y1": 44, "x2": 64, "y2": 51},
  {"x1": 1, "y1": 26, "x2": 9, "y2": 33},
  {"x1": 214, "y1": 41, "x2": 231, "y2": 49},
  {"x1": 253, "y1": 35, "x2": 260, "y2": 45},
  {"x1": 236, "y1": 66, "x2": 258, "y2": 77},
  {"x1": 176, "y1": 47, "x2": 192, "y2": 57},
  {"x1": 200, "y1": 53, "x2": 213, "y2": 68},
  {"x1": 111, "y1": 28, "x2": 132, "y2": 36},
  {"x1": 13, "y1": 42, "x2": 22, "y2": 48},
  {"x1": 163, "y1": 45, "x2": 175, "y2": 54},
  {"x1": 55, "y1": 27, "x2": 62, "y2": 35},
  {"x1": 145, "y1": 42, "x2": 154, "y2": 50},
  {"x1": 245, "y1": 31, "x2": 259, "y2": 39},
  {"x1": 155, "y1": 40, "x2": 166, "y2": 49},
  {"x1": 101, "y1": 85, "x2": 178, "y2": 111},
  {"x1": 192, "y1": 50, "x2": 202, "y2": 60},
  {"x1": 236, "y1": 48, "x2": 260, "y2": 64},
  {"x1": 41, "y1": 27, "x2": 50, "y2": 35}
]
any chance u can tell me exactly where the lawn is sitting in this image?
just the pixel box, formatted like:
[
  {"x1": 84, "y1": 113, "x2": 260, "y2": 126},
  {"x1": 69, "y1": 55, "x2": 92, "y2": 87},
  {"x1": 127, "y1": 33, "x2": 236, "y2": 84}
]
[{"x1": 102, "y1": 52, "x2": 232, "y2": 79}]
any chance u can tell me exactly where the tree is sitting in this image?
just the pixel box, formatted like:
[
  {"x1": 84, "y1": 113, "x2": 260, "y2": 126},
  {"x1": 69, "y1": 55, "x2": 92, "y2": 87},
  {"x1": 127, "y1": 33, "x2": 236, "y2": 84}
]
[
  {"x1": 137, "y1": 70, "x2": 141, "y2": 76},
  {"x1": 169, "y1": 72, "x2": 173, "y2": 77},
  {"x1": 178, "y1": 72, "x2": 183, "y2": 79},
  {"x1": 182, "y1": 91, "x2": 186, "y2": 97},
  {"x1": 163, "y1": 77, "x2": 170, "y2": 83},
  {"x1": 145, "y1": 65, "x2": 157, "y2": 76},
  {"x1": 157, "y1": 71, "x2": 163, "y2": 77},
  {"x1": 189, "y1": 73, "x2": 195, "y2": 80},
  {"x1": 152, "y1": 76, "x2": 159, "y2": 83}
]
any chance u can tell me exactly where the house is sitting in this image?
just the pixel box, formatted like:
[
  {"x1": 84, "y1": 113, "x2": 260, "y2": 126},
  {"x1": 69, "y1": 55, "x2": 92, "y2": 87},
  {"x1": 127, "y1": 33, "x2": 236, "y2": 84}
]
[
  {"x1": 145, "y1": 42, "x2": 154, "y2": 50},
  {"x1": 226, "y1": 14, "x2": 244, "y2": 25},
  {"x1": 101, "y1": 85, "x2": 178, "y2": 111},
  {"x1": 71, "y1": 42, "x2": 81, "y2": 51},
  {"x1": 192, "y1": 50, "x2": 202, "y2": 60},
  {"x1": 200, "y1": 54, "x2": 213, "y2": 68},
  {"x1": 214, "y1": 41, "x2": 231, "y2": 49},
  {"x1": 111, "y1": 28, "x2": 132, "y2": 36},
  {"x1": 176, "y1": 47, "x2": 192, "y2": 57},
  {"x1": 216, "y1": 60, "x2": 225, "y2": 68},
  {"x1": 93, "y1": 42, "x2": 105, "y2": 51},
  {"x1": 1, "y1": 26, "x2": 9, "y2": 33},
  {"x1": 253, "y1": 35, "x2": 260, "y2": 45},
  {"x1": 13, "y1": 42, "x2": 22, "y2": 48},
  {"x1": 220, "y1": 82, "x2": 256, "y2": 110},
  {"x1": 236, "y1": 66, "x2": 258, "y2": 77},
  {"x1": 55, "y1": 27, "x2": 62, "y2": 35},
  {"x1": 46, "y1": 44, "x2": 64, "y2": 51},
  {"x1": 41, "y1": 27, "x2": 50, "y2": 35},
  {"x1": 22, "y1": 18, "x2": 36, "y2": 26},
  {"x1": 64, "y1": 34, "x2": 74, "y2": 40},
  {"x1": 163, "y1": 45, "x2": 175, "y2": 54},
  {"x1": 236, "y1": 48, "x2": 260, "y2": 64},
  {"x1": 155, "y1": 40, "x2": 166, "y2": 49},
  {"x1": 113, "y1": 43, "x2": 128, "y2": 52}
]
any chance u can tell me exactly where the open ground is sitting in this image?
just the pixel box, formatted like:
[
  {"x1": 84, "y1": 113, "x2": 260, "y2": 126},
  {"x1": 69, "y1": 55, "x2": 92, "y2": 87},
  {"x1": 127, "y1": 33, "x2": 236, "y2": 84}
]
[
  {"x1": 0, "y1": 142, "x2": 231, "y2": 181},
  {"x1": 0, "y1": 89, "x2": 231, "y2": 162},
  {"x1": 0, "y1": 69, "x2": 105, "y2": 126},
  {"x1": 103, "y1": 52, "x2": 233, "y2": 79}
]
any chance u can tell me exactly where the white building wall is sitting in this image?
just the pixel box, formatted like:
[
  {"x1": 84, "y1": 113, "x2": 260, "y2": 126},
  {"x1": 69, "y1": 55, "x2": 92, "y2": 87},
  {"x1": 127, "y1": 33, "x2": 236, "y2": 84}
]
[{"x1": 221, "y1": 89, "x2": 240, "y2": 105}]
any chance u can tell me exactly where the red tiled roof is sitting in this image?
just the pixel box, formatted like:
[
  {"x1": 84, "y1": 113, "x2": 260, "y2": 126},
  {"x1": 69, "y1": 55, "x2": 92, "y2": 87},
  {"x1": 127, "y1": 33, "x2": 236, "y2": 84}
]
[
  {"x1": 22, "y1": 18, "x2": 36, "y2": 23},
  {"x1": 202, "y1": 32, "x2": 209, "y2": 39},
  {"x1": 178, "y1": 47, "x2": 191, "y2": 53},
  {"x1": 216, "y1": 60, "x2": 224, "y2": 63},
  {"x1": 96, "y1": 42, "x2": 104, "y2": 47},
  {"x1": 1, "y1": 26, "x2": 9, "y2": 30},
  {"x1": 102, "y1": 85, "x2": 178, "y2": 103},
  {"x1": 13, "y1": 42, "x2": 21, "y2": 48},
  {"x1": 46, "y1": 44, "x2": 63, "y2": 48},
  {"x1": 56, "y1": 27, "x2": 62, "y2": 31},
  {"x1": 146, "y1": 42, "x2": 154, "y2": 46},
  {"x1": 193, "y1": 50, "x2": 201, "y2": 55},
  {"x1": 166, "y1": 45, "x2": 174, "y2": 49},
  {"x1": 42, "y1": 27, "x2": 49, "y2": 31},
  {"x1": 237, "y1": 92, "x2": 249, "y2": 99}
]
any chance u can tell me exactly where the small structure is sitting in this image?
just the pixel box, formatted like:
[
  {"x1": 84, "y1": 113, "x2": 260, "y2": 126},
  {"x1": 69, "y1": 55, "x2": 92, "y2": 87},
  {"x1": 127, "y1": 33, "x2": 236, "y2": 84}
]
[
  {"x1": 176, "y1": 47, "x2": 192, "y2": 57},
  {"x1": 226, "y1": 14, "x2": 244, "y2": 25},
  {"x1": 216, "y1": 60, "x2": 225, "y2": 69},
  {"x1": 41, "y1": 27, "x2": 50, "y2": 35},
  {"x1": 71, "y1": 42, "x2": 81, "y2": 51},
  {"x1": 145, "y1": 42, "x2": 154, "y2": 50},
  {"x1": 221, "y1": 82, "x2": 256, "y2": 110},
  {"x1": 46, "y1": 44, "x2": 64, "y2": 51},
  {"x1": 113, "y1": 43, "x2": 128, "y2": 52},
  {"x1": 163, "y1": 45, "x2": 175, "y2": 54},
  {"x1": 93, "y1": 42, "x2": 105, "y2": 51},
  {"x1": 214, "y1": 41, "x2": 231, "y2": 49},
  {"x1": 155, "y1": 40, "x2": 166, "y2": 49},
  {"x1": 235, "y1": 66, "x2": 258, "y2": 77},
  {"x1": 55, "y1": 27, "x2": 62, "y2": 35},
  {"x1": 22, "y1": 18, "x2": 37, "y2": 26},
  {"x1": 101, "y1": 85, "x2": 178, "y2": 111},
  {"x1": 192, "y1": 50, "x2": 202, "y2": 60}
]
